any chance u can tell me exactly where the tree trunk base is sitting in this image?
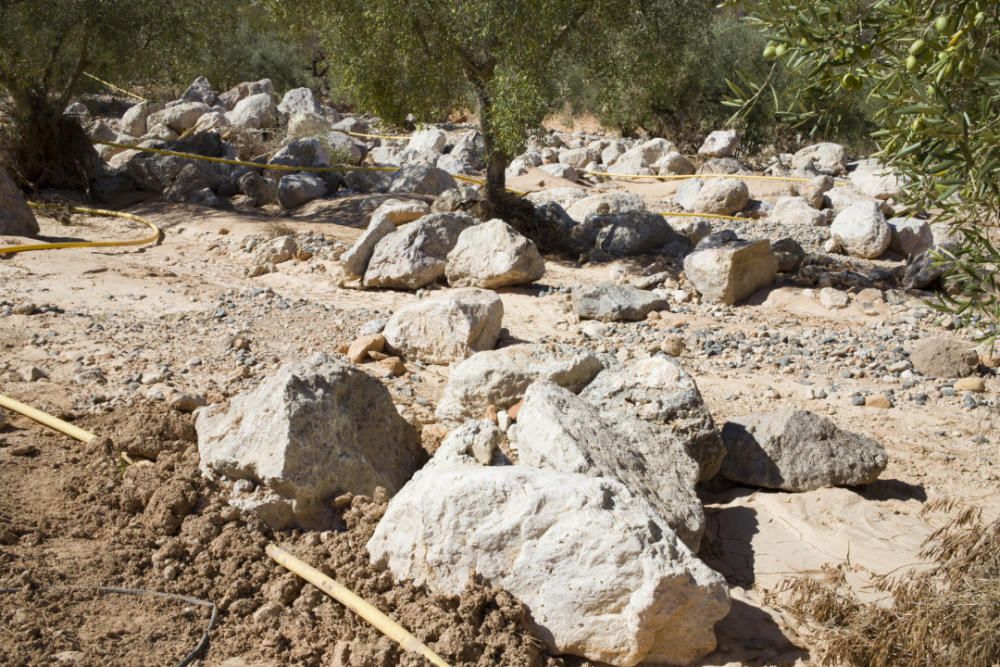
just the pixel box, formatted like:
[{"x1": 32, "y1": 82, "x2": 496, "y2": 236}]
[{"x1": 10, "y1": 94, "x2": 104, "y2": 192}]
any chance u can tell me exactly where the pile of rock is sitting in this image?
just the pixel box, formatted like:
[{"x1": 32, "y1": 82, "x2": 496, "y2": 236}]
[{"x1": 340, "y1": 198, "x2": 546, "y2": 291}]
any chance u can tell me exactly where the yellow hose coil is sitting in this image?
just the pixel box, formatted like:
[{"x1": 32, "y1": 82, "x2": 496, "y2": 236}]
[{"x1": 0, "y1": 203, "x2": 162, "y2": 255}]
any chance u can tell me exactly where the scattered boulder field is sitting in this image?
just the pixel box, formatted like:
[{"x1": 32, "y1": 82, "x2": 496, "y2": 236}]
[{"x1": 1, "y1": 75, "x2": 997, "y2": 666}]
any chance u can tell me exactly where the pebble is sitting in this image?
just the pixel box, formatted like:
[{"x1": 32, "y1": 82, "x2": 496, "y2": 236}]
[
  {"x1": 865, "y1": 394, "x2": 892, "y2": 409},
  {"x1": 819, "y1": 287, "x2": 850, "y2": 310},
  {"x1": 660, "y1": 336, "x2": 685, "y2": 357},
  {"x1": 953, "y1": 377, "x2": 985, "y2": 393},
  {"x1": 19, "y1": 366, "x2": 47, "y2": 382}
]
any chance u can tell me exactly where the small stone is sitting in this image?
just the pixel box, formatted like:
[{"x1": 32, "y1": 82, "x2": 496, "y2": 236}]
[
  {"x1": 375, "y1": 356, "x2": 406, "y2": 377},
  {"x1": 954, "y1": 377, "x2": 985, "y2": 393},
  {"x1": 11, "y1": 444, "x2": 40, "y2": 457},
  {"x1": 963, "y1": 393, "x2": 978, "y2": 409},
  {"x1": 660, "y1": 336, "x2": 685, "y2": 357},
  {"x1": 19, "y1": 366, "x2": 47, "y2": 382},
  {"x1": 865, "y1": 394, "x2": 893, "y2": 409},
  {"x1": 818, "y1": 287, "x2": 850, "y2": 310},
  {"x1": 850, "y1": 394, "x2": 865, "y2": 406},
  {"x1": 171, "y1": 393, "x2": 207, "y2": 412},
  {"x1": 347, "y1": 334, "x2": 386, "y2": 364}
]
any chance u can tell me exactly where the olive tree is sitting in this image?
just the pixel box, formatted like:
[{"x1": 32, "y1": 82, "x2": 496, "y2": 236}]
[
  {"x1": 0, "y1": 0, "x2": 238, "y2": 189},
  {"x1": 286, "y1": 0, "x2": 712, "y2": 208},
  {"x1": 726, "y1": 0, "x2": 1000, "y2": 341}
]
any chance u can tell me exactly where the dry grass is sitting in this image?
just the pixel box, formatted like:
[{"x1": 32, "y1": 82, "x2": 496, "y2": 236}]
[
  {"x1": 226, "y1": 127, "x2": 284, "y2": 163},
  {"x1": 262, "y1": 222, "x2": 295, "y2": 239},
  {"x1": 776, "y1": 499, "x2": 1000, "y2": 667}
]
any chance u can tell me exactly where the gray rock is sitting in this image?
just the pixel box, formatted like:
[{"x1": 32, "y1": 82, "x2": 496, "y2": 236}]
[
  {"x1": 435, "y1": 343, "x2": 605, "y2": 422},
  {"x1": 217, "y1": 78, "x2": 274, "y2": 110},
  {"x1": 323, "y1": 131, "x2": 366, "y2": 165},
  {"x1": 368, "y1": 463, "x2": 730, "y2": 666},
  {"x1": 0, "y1": 166, "x2": 39, "y2": 237},
  {"x1": 431, "y1": 185, "x2": 483, "y2": 213},
  {"x1": 238, "y1": 172, "x2": 277, "y2": 207},
  {"x1": 432, "y1": 419, "x2": 505, "y2": 467},
  {"x1": 278, "y1": 87, "x2": 322, "y2": 116},
  {"x1": 277, "y1": 173, "x2": 327, "y2": 209},
  {"x1": 698, "y1": 130, "x2": 739, "y2": 158},
  {"x1": 388, "y1": 163, "x2": 457, "y2": 196},
  {"x1": 581, "y1": 211, "x2": 686, "y2": 256},
  {"x1": 538, "y1": 163, "x2": 577, "y2": 180},
  {"x1": 911, "y1": 337, "x2": 979, "y2": 378},
  {"x1": 831, "y1": 201, "x2": 891, "y2": 259},
  {"x1": 903, "y1": 249, "x2": 951, "y2": 290},
  {"x1": 667, "y1": 216, "x2": 712, "y2": 245},
  {"x1": 792, "y1": 142, "x2": 848, "y2": 176},
  {"x1": 197, "y1": 354, "x2": 423, "y2": 529},
  {"x1": 769, "y1": 196, "x2": 830, "y2": 227},
  {"x1": 580, "y1": 356, "x2": 724, "y2": 481},
  {"x1": 573, "y1": 283, "x2": 669, "y2": 322},
  {"x1": 364, "y1": 212, "x2": 476, "y2": 289},
  {"x1": 683, "y1": 237, "x2": 778, "y2": 304},
  {"x1": 120, "y1": 101, "x2": 163, "y2": 137},
  {"x1": 445, "y1": 219, "x2": 545, "y2": 288},
  {"x1": 565, "y1": 191, "x2": 645, "y2": 223},
  {"x1": 405, "y1": 128, "x2": 447, "y2": 153},
  {"x1": 341, "y1": 200, "x2": 429, "y2": 277},
  {"x1": 694, "y1": 178, "x2": 749, "y2": 215},
  {"x1": 674, "y1": 179, "x2": 704, "y2": 211},
  {"x1": 515, "y1": 381, "x2": 704, "y2": 549},
  {"x1": 270, "y1": 138, "x2": 329, "y2": 168},
  {"x1": 720, "y1": 409, "x2": 888, "y2": 491},
  {"x1": 655, "y1": 151, "x2": 696, "y2": 175},
  {"x1": 226, "y1": 93, "x2": 279, "y2": 130},
  {"x1": 889, "y1": 217, "x2": 934, "y2": 258},
  {"x1": 383, "y1": 288, "x2": 503, "y2": 364},
  {"x1": 287, "y1": 111, "x2": 333, "y2": 139},
  {"x1": 181, "y1": 76, "x2": 217, "y2": 106},
  {"x1": 771, "y1": 237, "x2": 806, "y2": 273},
  {"x1": 849, "y1": 158, "x2": 905, "y2": 200},
  {"x1": 147, "y1": 102, "x2": 210, "y2": 133},
  {"x1": 524, "y1": 186, "x2": 588, "y2": 210}
]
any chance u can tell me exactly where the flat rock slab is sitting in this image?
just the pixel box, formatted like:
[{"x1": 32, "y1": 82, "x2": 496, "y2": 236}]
[
  {"x1": 435, "y1": 343, "x2": 605, "y2": 422},
  {"x1": 719, "y1": 409, "x2": 888, "y2": 491},
  {"x1": 573, "y1": 283, "x2": 668, "y2": 322},
  {"x1": 383, "y1": 288, "x2": 503, "y2": 364}
]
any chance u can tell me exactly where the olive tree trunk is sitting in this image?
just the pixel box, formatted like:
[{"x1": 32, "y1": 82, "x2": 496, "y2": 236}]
[{"x1": 474, "y1": 85, "x2": 508, "y2": 211}]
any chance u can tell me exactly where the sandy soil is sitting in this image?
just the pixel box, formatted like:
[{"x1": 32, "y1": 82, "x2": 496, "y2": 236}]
[{"x1": 1, "y1": 183, "x2": 998, "y2": 665}]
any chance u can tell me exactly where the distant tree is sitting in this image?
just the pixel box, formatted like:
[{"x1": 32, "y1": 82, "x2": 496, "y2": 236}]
[
  {"x1": 725, "y1": 0, "x2": 1000, "y2": 335},
  {"x1": 286, "y1": 0, "x2": 713, "y2": 210},
  {"x1": 0, "y1": 0, "x2": 237, "y2": 189}
]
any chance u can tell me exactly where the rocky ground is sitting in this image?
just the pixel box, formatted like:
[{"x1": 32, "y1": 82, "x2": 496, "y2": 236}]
[{"x1": 1, "y1": 78, "x2": 998, "y2": 667}]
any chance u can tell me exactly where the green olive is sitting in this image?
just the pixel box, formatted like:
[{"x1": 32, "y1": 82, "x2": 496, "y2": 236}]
[
  {"x1": 775, "y1": 44, "x2": 788, "y2": 57},
  {"x1": 909, "y1": 39, "x2": 926, "y2": 56},
  {"x1": 763, "y1": 44, "x2": 777, "y2": 59},
  {"x1": 934, "y1": 15, "x2": 953, "y2": 34},
  {"x1": 906, "y1": 54, "x2": 919, "y2": 71},
  {"x1": 841, "y1": 73, "x2": 863, "y2": 91}
]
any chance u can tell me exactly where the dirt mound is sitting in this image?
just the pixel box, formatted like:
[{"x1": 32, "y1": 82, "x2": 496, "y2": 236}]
[{"x1": 0, "y1": 401, "x2": 553, "y2": 666}]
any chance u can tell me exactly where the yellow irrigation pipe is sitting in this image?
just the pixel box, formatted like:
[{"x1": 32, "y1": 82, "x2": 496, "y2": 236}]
[
  {"x1": 0, "y1": 394, "x2": 96, "y2": 443},
  {"x1": 347, "y1": 131, "x2": 411, "y2": 141},
  {"x1": 83, "y1": 72, "x2": 147, "y2": 102},
  {"x1": 657, "y1": 210, "x2": 750, "y2": 222},
  {"x1": 0, "y1": 204, "x2": 162, "y2": 255},
  {"x1": 584, "y1": 169, "x2": 819, "y2": 184},
  {"x1": 266, "y1": 545, "x2": 451, "y2": 667}
]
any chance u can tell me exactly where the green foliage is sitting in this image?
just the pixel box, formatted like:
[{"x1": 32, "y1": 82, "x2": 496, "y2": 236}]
[
  {"x1": 727, "y1": 0, "x2": 1000, "y2": 342},
  {"x1": 283, "y1": 0, "x2": 712, "y2": 200}
]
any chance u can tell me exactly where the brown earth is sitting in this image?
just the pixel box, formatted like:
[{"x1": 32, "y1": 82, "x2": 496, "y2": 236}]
[{"x1": 1, "y1": 185, "x2": 998, "y2": 665}]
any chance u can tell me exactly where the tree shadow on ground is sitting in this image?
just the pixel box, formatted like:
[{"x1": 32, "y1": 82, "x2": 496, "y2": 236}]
[{"x1": 854, "y1": 477, "x2": 927, "y2": 502}]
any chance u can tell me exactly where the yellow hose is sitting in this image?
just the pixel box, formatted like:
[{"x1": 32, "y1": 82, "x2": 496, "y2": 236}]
[
  {"x1": 0, "y1": 394, "x2": 96, "y2": 443},
  {"x1": 0, "y1": 203, "x2": 162, "y2": 255},
  {"x1": 346, "y1": 131, "x2": 411, "y2": 141},
  {"x1": 584, "y1": 169, "x2": 818, "y2": 183},
  {"x1": 657, "y1": 210, "x2": 750, "y2": 222},
  {"x1": 83, "y1": 72, "x2": 148, "y2": 102},
  {"x1": 266, "y1": 544, "x2": 451, "y2": 667}
]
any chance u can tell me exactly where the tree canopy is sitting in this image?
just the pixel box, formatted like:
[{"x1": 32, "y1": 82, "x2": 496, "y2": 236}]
[{"x1": 286, "y1": 0, "x2": 713, "y2": 203}]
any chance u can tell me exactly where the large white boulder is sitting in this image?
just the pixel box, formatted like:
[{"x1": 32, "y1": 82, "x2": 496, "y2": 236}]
[
  {"x1": 363, "y1": 212, "x2": 475, "y2": 289},
  {"x1": 196, "y1": 354, "x2": 423, "y2": 529},
  {"x1": 698, "y1": 130, "x2": 739, "y2": 158},
  {"x1": 693, "y1": 178, "x2": 749, "y2": 215},
  {"x1": 388, "y1": 163, "x2": 457, "y2": 196},
  {"x1": 367, "y1": 463, "x2": 730, "y2": 666},
  {"x1": 226, "y1": 93, "x2": 279, "y2": 130},
  {"x1": 341, "y1": 200, "x2": 430, "y2": 276},
  {"x1": 889, "y1": 216, "x2": 934, "y2": 257},
  {"x1": 406, "y1": 128, "x2": 448, "y2": 154},
  {"x1": 147, "y1": 102, "x2": 210, "y2": 133},
  {"x1": 683, "y1": 237, "x2": 778, "y2": 304},
  {"x1": 792, "y1": 142, "x2": 848, "y2": 176},
  {"x1": 383, "y1": 288, "x2": 503, "y2": 364},
  {"x1": 849, "y1": 158, "x2": 906, "y2": 200},
  {"x1": 516, "y1": 381, "x2": 704, "y2": 549},
  {"x1": 580, "y1": 356, "x2": 725, "y2": 482},
  {"x1": 768, "y1": 196, "x2": 830, "y2": 227},
  {"x1": 524, "y1": 187, "x2": 588, "y2": 210},
  {"x1": 830, "y1": 201, "x2": 891, "y2": 259},
  {"x1": 277, "y1": 87, "x2": 322, "y2": 116},
  {"x1": 435, "y1": 343, "x2": 605, "y2": 422},
  {"x1": 445, "y1": 219, "x2": 545, "y2": 289},
  {"x1": 120, "y1": 101, "x2": 163, "y2": 137}
]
